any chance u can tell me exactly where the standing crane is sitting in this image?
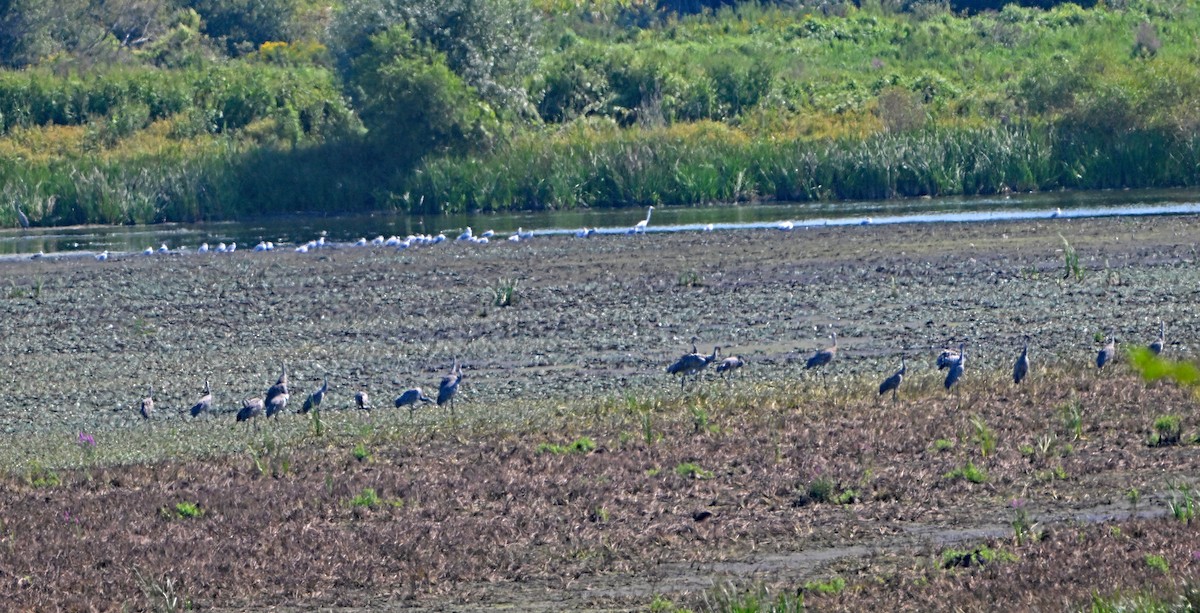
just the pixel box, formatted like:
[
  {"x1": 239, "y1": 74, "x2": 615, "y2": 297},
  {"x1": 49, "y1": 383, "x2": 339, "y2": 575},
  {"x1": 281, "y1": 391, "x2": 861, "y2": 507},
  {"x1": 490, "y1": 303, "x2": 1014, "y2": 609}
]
[
  {"x1": 437, "y1": 359, "x2": 464, "y2": 416},
  {"x1": 265, "y1": 364, "x2": 289, "y2": 418},
  {"x1": 805, "y1": 333, "x2": 838, "y2": 385},
  {"x1": 878, "y1": 356, "x2": 906, "y2": 402},
  {"x1": 667, "y1": 345, "x2": 720, "y2": 390},
  {"x1": 190, "y1": 379, "x2": 213, "y2": 418},
  {"x1": 1149, "y1": 322, "x2": 1165, "y2": 355},
  {"x1": 300, "y1": 377, "x2": 328, "y2": 414},
  {"x1": 1013, "y1": 341, "x2": 1030, "y2": 385},
  {"x1": 944, "y1": 343, "x2": 966, "y2": 392},
  {"x1": 1097, "y1": 334, "x2": 1116, "y2": 368},
  {"x1": 237, "y1": 397, "x2": 264, "y2": 431},
  {"x1": 140, "y1": 385, "x2": 154, "y2": 420},
  {"x1": 355, "y1": 390, "x2": 371, "y2": 412},
  {"x1": 715, "y1": 355, "x2": 746, "y2": 382}
]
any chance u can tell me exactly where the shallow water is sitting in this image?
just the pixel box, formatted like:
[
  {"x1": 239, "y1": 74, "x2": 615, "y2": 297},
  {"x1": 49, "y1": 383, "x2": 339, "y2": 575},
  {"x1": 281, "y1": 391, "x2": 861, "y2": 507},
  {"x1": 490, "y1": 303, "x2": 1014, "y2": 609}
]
[{"x1": 2, "y1": 187, "x2": 1199, "y2": 257}]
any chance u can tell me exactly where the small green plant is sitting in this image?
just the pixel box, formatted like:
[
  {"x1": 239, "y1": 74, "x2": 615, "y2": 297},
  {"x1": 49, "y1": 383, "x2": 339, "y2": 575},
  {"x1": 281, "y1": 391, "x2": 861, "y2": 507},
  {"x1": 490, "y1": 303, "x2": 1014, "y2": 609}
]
[
  {"x1": 1166, "y1": 482, "x2": 1195, "y2": 524},
  {"x1": 807, "y1": 477, "x2": 835, "y2": 503},
  {"x1": 1059, "y1": 233, "x2": 1084, "y2": 281},
  {"x1": 172, "y1": 501, "x2": 204, "y2": 519},
  {"x1": 944, "y1": 461, "x2": 987, "y2": 484},
  {"x1": 492, "y1": 278, "x2": 518, "y2": 307},
  {"x1": 26, "y1": 461, "x2": 60, "y2": 488},
  {"x1": 536, "y1": 436, "x2": 596, "y2": 455},
  {"x1": 353, "y1": 442, "x2": 371, "y2": 462},
  {"x1": 350, "y1": 487, "x2": 380, "y2": 508},
  {"x1": 691, "y1": 407, "x2": 718, "y2": 434},
  {"x1": 309, "y1": 406, "x2": 324, "y2": 437},
  {"x1": 803, "y1": 576, "x2": 846, "y2": 596},
  {"x1": 133, "y1": 567, "x2": 188, "y2": 613},
  {"x1": 1144, "y1": 554, "x2": 1170, "y2": 574},
  {"x1": 1126, "y1": 486, "x2": 1141, "y2": 509},
  {"x1": 1060, "y1": 399, "x2": 1084, "y2": 441},
  {"x1": 1035, "y1": 433, "x2": 1057, "y2": 459},
  {"x1": 648, "y1": 595, "x2": 677, "y2": 612},
  {"x1": 677, "y1": 270, "x2": 703, "y2": 287},
  {"x1": 835, "y1": 489, "x2": 859, "y2": 505},
  {"x1": 932, "y1": 438, "x2": 955, "y2": 452},
  {"x1": 675, "y1": 462, "x2": 713, "y2": 480},
  {"x1": 1010, "y1": 499, "x2": 1036, "y2": 546},
  {"x1": 641, "y1": 411, "x2": 660, "y2": 445},
  {"x1": 590, "y1": 506, "x2": 609, "y2": 523},
  {"x1": 941, "y1": 545, "x2": 1016, "y2": 568},
  {"x1": 1150, "y1": 415, "x2": 1182, "y2": 447},
  {"x1": 970, "y1": 415, "x2": 996, "y2": 458}
]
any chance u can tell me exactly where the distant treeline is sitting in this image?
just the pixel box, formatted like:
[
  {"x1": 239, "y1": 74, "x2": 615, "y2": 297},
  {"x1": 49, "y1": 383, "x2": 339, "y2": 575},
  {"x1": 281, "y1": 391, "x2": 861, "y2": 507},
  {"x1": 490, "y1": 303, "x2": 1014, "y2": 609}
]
[{"x1": 0, "y1": 0, "x2": 1195, "y2": 226}]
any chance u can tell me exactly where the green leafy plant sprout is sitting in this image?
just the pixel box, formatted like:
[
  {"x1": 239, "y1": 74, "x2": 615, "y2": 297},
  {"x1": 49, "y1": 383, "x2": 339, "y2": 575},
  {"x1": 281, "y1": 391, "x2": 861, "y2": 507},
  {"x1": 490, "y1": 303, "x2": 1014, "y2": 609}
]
[
  {"x1": 1166, "y1": 482, "x2": 1195, "y2": 524},
  {"x1": 675, "y1": 462, "x2": 713, "y2": 480},
  {"x1": 932, "y1": 438, "x2": 955, "y2": 452},
  {"x1": 536, "y1": 436, "x2": 597, "y2": 455},
  {"x1": 944, "y1": 461, "x2": 987, "y2": 484},
  {"x1": 350, "y1": 488, "x2": 381, "y2": 508},
  {"x1": 353, "y1": 442, "x2": 371, "y2": 462},
  {"x1": 172, "y1": 501, "x2": 204, "y2": 519},
  {"x1": 493, "y1": 278, "x2": 518, "y2": 307},
  {"x1": 1060, "y1": 399, "x2": 1084, "y2": 441},
  {"x1": 803, "y1": 576, "x2": 846, "y2": 596},
  {"x1": 1059, "y1": 233, "x2": 1084, "y2": 281},
  {"x1": 677, "y1": 270, "x2": 703, "y2": 287},
  {"x1": 1149, "y1": 415, "x2": 1182, "y2": 447},
  {"x1": 1144, "y1": 554, "x2": 1169, "y2": 574},
  {"x1": 941, "y1": 545, "x2": 1016, "y2": 568},
  {"x1": 971, "y1": 415, "x2": 996, "y2": 458}
]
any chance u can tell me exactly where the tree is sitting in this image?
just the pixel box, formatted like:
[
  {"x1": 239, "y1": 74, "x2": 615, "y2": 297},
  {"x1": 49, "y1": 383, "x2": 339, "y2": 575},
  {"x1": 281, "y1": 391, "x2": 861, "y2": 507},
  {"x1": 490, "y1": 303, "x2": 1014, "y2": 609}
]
[{"x1": 350, "y1": 26, "x2": 498, "y2": 163}]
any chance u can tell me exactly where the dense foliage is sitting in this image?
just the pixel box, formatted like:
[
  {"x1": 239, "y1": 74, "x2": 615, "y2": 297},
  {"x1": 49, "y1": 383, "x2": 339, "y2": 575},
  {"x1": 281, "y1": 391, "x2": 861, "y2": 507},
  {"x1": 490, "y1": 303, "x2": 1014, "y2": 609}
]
[{"x1": 0, "y1": 0, "x2": 1198, "y2": 225}]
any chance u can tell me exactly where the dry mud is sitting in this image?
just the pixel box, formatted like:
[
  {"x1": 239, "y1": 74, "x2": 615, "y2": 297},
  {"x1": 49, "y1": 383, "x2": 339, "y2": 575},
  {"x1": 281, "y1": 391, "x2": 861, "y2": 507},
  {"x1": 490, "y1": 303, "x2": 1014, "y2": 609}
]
[{"x1": 0, "y1": 214, "x2": 1198, "y2": 610}]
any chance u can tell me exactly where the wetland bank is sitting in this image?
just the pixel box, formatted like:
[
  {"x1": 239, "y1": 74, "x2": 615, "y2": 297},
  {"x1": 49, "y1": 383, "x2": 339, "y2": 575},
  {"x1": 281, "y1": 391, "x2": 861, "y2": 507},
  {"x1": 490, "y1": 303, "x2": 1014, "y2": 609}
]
[{"x1": 0, "y1": 214, "x2": 1198, "y2": 610}]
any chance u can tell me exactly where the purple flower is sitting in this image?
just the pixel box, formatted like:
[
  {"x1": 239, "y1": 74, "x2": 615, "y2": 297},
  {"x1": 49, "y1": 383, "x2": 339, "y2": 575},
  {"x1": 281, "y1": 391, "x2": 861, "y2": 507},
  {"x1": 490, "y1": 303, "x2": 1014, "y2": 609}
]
[
  {"x1": 77, "y1": 432, "x2": 95, "y2": 447},
  {"x1": 1010, "y1": 498, "x2": 1027, "y2": 509},
  {"x1": 1192, "y1": 551, "x2": 1200, "y2": 562}
]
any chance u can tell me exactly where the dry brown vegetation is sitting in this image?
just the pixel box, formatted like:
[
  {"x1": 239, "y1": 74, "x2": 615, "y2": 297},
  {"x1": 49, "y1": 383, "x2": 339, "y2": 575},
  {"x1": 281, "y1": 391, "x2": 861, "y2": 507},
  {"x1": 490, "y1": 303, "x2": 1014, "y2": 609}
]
[{"x1": 0, "y1": 215, "x2": 1197, "y2": 610}]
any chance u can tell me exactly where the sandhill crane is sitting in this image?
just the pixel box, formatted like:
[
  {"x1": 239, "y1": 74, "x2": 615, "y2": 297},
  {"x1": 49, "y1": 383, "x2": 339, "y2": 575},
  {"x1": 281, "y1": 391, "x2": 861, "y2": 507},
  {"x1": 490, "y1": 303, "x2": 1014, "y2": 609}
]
[
  {"x1": 190, "y1": 379, "x2": 212, "y2": 418},
  {"x1": 1097, "y1": 334, "x2": 1116, "y2": 368},
  {"x1": 354, "y1": 391, "x2": 371, "y2": 413},
  {"x1": 300, "y1": 377, "x2": 328, "y2": 414},
  {"x1": 265, "y1": 364, "x2": 289, "y2": 418},
  {"x1": 879, "y1": 356, "x2": 906, "y2": 402},
  {"x1": 667, "y1": 345, "x2": 720, "y2": 390},
  {"x1": 632, "y1": 206, "x2": 654, "y2": 234},
  {"x1": 944, "y1": 343, "x2": 966, "y2": 391},
  {"x1": 936, "y1": 346, "x2": 962, "y2": 370},
  {"x1": 140, "y1": 385, "x2": 154, "y2": 420},
  {"x1": 237, "y1": 397, "x2": 264, "y2": 431},
  {"x1": 716, "y1": 355, "x2": 745, "y2": 381},
  {"x1": 1013, "y1": 341, "x2": 1030, "y2": 385},
  {"x1": 805, "y1": 333, "x2": 838, "y2": 386},
  {"x1": 1149, "y1": 322, "x2": 1165, "y2": 355},
  {"x1": 395, "y1": 387, "x2": 434, "y2": 419},
  {"x1": 437, "y1": 359, "x2": 464, "y2": 416}
]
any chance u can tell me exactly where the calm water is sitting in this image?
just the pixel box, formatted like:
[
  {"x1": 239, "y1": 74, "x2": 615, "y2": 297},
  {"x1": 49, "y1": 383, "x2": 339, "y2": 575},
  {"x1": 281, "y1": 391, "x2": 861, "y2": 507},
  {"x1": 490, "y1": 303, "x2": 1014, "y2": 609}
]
[{"x1": 3, "y1": 188, "x2": 1199, "y2": 258}]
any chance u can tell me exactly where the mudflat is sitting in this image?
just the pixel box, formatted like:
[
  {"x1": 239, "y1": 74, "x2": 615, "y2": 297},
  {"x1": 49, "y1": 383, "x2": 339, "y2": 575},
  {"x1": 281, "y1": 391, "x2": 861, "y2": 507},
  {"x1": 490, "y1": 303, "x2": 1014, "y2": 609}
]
[{"x1": 0, "y1": 214, "x2": 1197, "y2": 610}]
